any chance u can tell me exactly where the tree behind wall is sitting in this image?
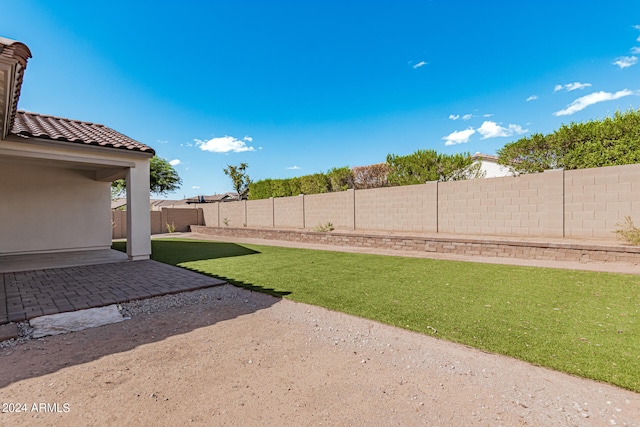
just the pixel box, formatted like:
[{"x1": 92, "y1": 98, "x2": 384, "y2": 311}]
[
  {"x1": 386, "y1": 149, "x2": 483, "y2": 185},
  {"x1": 497, "y1": 109, "x2": 640, "y2": 174},
  {"x1": 111, "y1": 155, "x2": 182, "y2": 197},
  {"x1": 223, "y1": 162, "x2": 251, "y2": 200}
]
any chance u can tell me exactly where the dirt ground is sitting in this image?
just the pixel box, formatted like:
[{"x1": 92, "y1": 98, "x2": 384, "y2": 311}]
[{"x1": 1, "y1": 284, "x2": 638, "y2": 426}]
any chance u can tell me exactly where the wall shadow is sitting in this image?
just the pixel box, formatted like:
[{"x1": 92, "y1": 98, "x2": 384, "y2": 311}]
[{"x1": 112, "y1": 239, "x2": 261, "y2": 264}]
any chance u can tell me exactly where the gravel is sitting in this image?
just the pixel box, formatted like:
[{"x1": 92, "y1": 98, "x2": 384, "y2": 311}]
[{"x1": 0, "y1": 284, "x2": 239, "y2": 349}]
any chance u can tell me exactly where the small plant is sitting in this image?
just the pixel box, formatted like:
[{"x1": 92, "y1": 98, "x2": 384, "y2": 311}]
[
  {"x1": 314, "y1": 221, "x2": 334, "y2": 232},
  {"x1": 615, "y1": 216, "x2": 640, "y2": 246},
  {"x1": 166, "y1": 222, "x2": 176, "y2": 234},
  {"x1": 223, "y1": 217, "x2": 230, "y2": 226}
]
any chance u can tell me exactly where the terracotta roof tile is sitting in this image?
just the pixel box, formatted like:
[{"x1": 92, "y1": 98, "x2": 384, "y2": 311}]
[
  {"x1": 0, "y1": 38, "x2": 31, "y2": 138},
  {"x1": 10, "y1": 110, "x2": 155, "y2": 154}
]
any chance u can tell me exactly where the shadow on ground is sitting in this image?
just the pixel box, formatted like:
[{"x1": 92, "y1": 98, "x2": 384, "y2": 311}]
[
  {"x1": 113, "y1": 239, "x2": 261, "y2": 264},
  {"x1": 113, "y1": 239, "x2": 292, "y2": 298},
  {"x1": 0, "y1": 286, "x2": 280, "y2": 389}
]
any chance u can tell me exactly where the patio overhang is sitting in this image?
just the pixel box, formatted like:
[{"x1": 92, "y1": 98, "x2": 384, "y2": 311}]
[{"x1": 0, "y1": 136, "x2": 153, "y2": 261}]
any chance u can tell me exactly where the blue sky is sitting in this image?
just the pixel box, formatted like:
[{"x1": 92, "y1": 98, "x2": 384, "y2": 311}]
[{"x1": 4, "y1": 1, "x2": 640, "y2": 198}]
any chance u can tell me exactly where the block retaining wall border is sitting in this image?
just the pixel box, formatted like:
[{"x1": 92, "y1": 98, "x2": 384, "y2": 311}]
[{"x1": 190, "y1": 226, "x2": 640, "y2": 265}]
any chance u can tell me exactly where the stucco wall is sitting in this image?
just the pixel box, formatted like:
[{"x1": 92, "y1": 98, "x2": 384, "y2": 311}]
[{"x1": 0, "y1": 161, "x2": 111, "y2": 254}]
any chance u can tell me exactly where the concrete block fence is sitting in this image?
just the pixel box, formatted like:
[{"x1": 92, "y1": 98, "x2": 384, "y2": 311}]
[
  {"x1": 196, "y1": 163, "x2": 640, "y2": 240},
  {"x1": 112, "y1": 163, "x2": 640, "y2": 241}
]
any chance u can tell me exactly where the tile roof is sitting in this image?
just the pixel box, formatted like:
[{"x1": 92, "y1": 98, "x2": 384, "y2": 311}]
[
  {"x1": 0, "y1": 38, "x2": 31, "y2": 139},
  {"x1": 10, "y1": 110, "x2": 155, "y2": 154}
]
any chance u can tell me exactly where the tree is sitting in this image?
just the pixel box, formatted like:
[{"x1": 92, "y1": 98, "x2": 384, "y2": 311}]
[
  {"x1": 327, "y1": 166, "x2": 355, "y2": 191},
  {"x1": 386, "y1": 149, "x2": 483, "y2": 186},
  {"x1": 352, "y1": 163, "x2": 389, "y2": 189},
  {"x1": 223, "y1": 162, "x2": 251, "y2": 200},
  {"x1": 111, "y1": 155, "x2": 182, "y2": 197},
  {"x1": 497, "y1": 109, "x2": 640, "y2": 174}
]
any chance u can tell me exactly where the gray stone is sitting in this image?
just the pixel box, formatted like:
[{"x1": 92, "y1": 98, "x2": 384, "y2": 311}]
[
  {"x1": 29, "y1": 305, "x2": 126, "y2": 338},
  {"x1": 0, "y1": 324, "x2": 19, "y2": 341}
]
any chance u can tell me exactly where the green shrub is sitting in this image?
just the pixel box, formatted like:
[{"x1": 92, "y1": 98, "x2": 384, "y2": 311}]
[{"x1": 615, "y1": 216, "x2": 640, "y2": 246}]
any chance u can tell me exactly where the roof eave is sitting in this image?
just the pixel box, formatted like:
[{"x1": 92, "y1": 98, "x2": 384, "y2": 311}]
[{"x1": 0, "y1": 39, "x2": 32, "y2": 140}]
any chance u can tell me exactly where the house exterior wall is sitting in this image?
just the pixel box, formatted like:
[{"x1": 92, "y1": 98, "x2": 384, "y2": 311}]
[
  {"x1": 0, "y1": 161, "x2": 111, "y2": 254},
  {"x1": 0, "y1": 136, "x2": 152, "y2": 258}
]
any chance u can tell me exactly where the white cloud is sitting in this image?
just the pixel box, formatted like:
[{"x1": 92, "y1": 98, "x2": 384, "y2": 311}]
[
  {"x1": 477, "y1": 121, "x2": 528, "y2": 139},
  {"x1": 554, "y1": 82, "x2": 591, "y2": 92},
  {"x1": 613, "y1": 56, "x2": 638, "y2": 69},
  {"x1": 477, "y1": 121, "x2": 508, "y2": 138},
  {"x1": 631, "y1": 47, "x2": 640, "y2": 54},
  {"x1": 169, "y1": 159, "x2": 181, "y2": 166},
  {"x1": 483, "y1": 114, "x2": 493, "y2": 118},
  {"x1": 553, "y1": 89, "x2": 635, "y2": 116},
  {"x1": 195, "y1": 136, "x2": 256, "y2": 153},
  {"x1": 286, "y1": 165, "x2": 301, "y2": 170},
  {"x1": 192, "y1": 186, "x2": 200, "y2": 189},
  {"x1": 413, "y1": 61, "x2": 427, "y2": 69},
  {"x1": 448, "y1": 114, "x2": 460, "y2": 120},
  {"x1": 443, "y1": 128, "x2": 475, "y2": 146},
  {"x1": 244, "y1": 135, "x2": 253, "y2": 142},
  {"x1": 526, "y1": 95, "x2": 538, "y2": 101},
  {"x1": 634, "y1": 25, "x2": 640, "y2": 30},
  {"x1": 510, "y1": 124, "x2": 528, "y2": 133},
  {"x1": 462, "y1": 114, "x2": 472, "y2": 120},
  {"x1": 156, "y1": 139, "x2": 169, "y2": 144}
]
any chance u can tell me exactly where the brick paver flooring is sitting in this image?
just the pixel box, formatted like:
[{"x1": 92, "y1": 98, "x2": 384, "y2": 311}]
[{"x1": 0, "y1": 260, "x2": 225, "y2": 324}]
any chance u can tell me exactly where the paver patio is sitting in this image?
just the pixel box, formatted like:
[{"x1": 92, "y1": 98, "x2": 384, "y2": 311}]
[{"x1": 0, "y1": 258, "x2": 225, "y2": 325}]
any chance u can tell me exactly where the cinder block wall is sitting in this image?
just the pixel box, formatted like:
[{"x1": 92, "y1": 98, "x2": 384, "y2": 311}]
[
  {"x1": 274, "y1": 196, "x2": 304, "y2": 228},
  {"x1": 150, "y1": 211, "x2": 162, "y2": 235},
  {"x1": 246, "y1": 199, "x2": 274, "y2": 228},
  {"x1": 112, "y1": 210, "x2": 127, "y2": 239},
  {"x1": 201, "y1": 203, "x2": 219, "y2": 227},
  {"x1": 111, "y1": 163, "x2": 640, "y2": 241},
  {"x1": 162, "y1": 208, "x2": 202, "y2": 233},
  {"x1": 354, "y1": 183, "x2": 437, "y2": 232},
  {"x1": 219, "y1": 201, "x2": 246, "y2": 228},
  {"x1": 304, "y1": 190, "x2": 355, "y2": 230},
  {"x1": 437, "y1": 170, "x2": 564, "y2": 237},
  {"x1": 564, "y1": 164, "x2": 640, "y2": 238}
]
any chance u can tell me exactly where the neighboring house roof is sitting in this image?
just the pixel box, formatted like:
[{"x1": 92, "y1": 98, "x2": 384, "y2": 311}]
[
  {"x1": 10, "y1": 110, "x2": 155, "y2": 154},
  {"x1": 185, "y1": 193, "x2": 239, "y2": 203},
  {"x1": 111, "y1": 198, "x2": 186, "y2": 210},
  {"x1": 151, "y1": 199, "x2": 186, "y2": 209}
]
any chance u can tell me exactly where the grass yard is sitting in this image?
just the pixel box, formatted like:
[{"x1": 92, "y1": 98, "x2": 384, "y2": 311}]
[{"x1": 113, "y1": 238, "x2": 640, "y2": 392}]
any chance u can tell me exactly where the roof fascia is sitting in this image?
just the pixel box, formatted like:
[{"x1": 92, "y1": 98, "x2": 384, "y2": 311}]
[{"x1": 3, "y1": 134, "x2": 154, "y2": 159}]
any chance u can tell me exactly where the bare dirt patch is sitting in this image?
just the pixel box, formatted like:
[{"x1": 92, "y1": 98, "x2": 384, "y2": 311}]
[{"x1": 1, "y1": 285, "x2": 638, "y2": 426}]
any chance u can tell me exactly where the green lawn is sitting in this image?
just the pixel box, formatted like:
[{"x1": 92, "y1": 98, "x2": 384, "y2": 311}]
[{"x1": 113, "y1": 238, "x2": 640, "y2": 392}]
